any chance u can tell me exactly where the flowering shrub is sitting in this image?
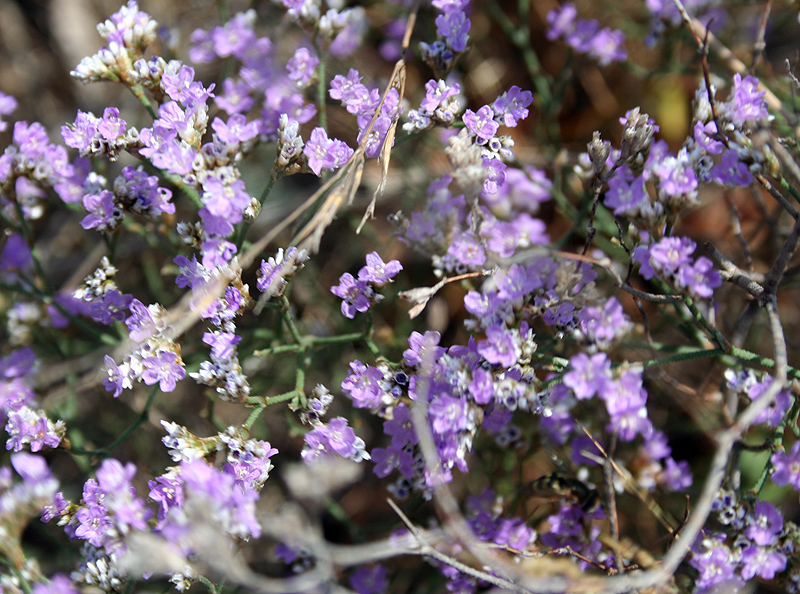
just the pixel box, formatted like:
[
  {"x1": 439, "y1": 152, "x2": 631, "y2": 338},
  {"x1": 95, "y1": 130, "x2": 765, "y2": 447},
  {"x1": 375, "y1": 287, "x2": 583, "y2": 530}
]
[{"x1": 3, "y1": 0, "x2": 800, "y2": 592}]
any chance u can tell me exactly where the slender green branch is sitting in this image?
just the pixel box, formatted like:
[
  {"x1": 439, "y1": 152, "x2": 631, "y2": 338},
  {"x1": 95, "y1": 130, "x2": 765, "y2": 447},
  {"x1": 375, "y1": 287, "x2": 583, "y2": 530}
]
[
  {"x1": 246, "y1": 389, "x2": 304, "y2": 409},
  {"x1": 729, "y1": 345, "x2": 800, "y2": 380},
  {"x1": 281, "y1": 295, "x2": 305, "y2": 345},
  {"x1": 750, "y1": 420, "x2": 787, "y2": 496},
  {"x1": 638, "y1": 348, "x2": 725, "y2": 370},
  {"x1": 128, "y1": 83, "x2": 158, "y2": 119},
  {"x1": 67, "y1": 386, "x2": 159, "y2": 458},
  {"x1": 243, "y1": 402, "x2": 267, "y2": 431},
  {"x1": 315, "y1": 45, "x2": 328, "y2": 132},
  {"x1": 104, "y1": 386, "x2": 160, "y2": 453}
]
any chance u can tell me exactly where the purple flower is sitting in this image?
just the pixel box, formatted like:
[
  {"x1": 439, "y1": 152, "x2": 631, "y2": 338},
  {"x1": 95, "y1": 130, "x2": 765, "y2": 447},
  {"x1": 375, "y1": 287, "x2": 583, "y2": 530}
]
[
  {"x1": 96, "y1": 107, "x2": 126, "y2": 141},
  {"x1": 350, "y1": 565, "x2": 388, "y2": 594},
  {"x1": 0, "y1": 92, "x2": 17, "y2": 132},
  {"x1": 81, "y1": 190, "x2": 119, "y2": 232},
  {"x1": 546, "y1": 4, "x2": 577, "y2": 40},
  {"x1": 469, "y1": 367, "x2": 494, "y2": 405},
  {"x1": 745, "y1": 500, "x2": 783, "y2": 546},
  {"x1": 462, "y1": 105, "x2": 499, "y2": 142},
  {"x1": 482, "y1": 157, "x2": 507, "y2": 195},
  {"x1": 178, "y1": 459, "x2": 261, "y2": 539},
  {"x1": 693, "y1": 121, "x2": 724, "y2": 155},
  {"x1": 429, "y1": 394, "x2": 470, "y2": 434},
  {"x1": 709, "y1": 149, "x2": 752, "y2": 186},
  {"x1": 203, "y1": 331, "x2": 241, "y2": 360},
  {"x1": 199, "y1": 237, "x2": 238, "y2": 269},
  {"x1": 727, "y1": 73, "x2": 769, "y2": 126},
  {"x1": 659, "y1": 457, "x2": 692, "y2": 491},
  {"x1": 748, "y1": 376, "x2": 792, "y2": 427},
  {"x1": 540, "y1": 504, "x2": 584, "y2": 547},
  {"x1": 287, "y1": 47, "x2": 319, "y2": 86},
  {"x1": 162, "y1": 65, "x2": 197, "y2": 103},
  {"x1": 371, "y1": 444, "x2": 414, "y2": 478},
  {"x1": 477, "y1": 324, "x2": 520, "y2": 367},
  {"x1": 257, "y1": 247, "x2": 308, "y2": 298},
  {"x1": 103, "y1": 356, "x2": 126, "y2": 398},
  {"x1": 329, "y1": 69, "x2": 378, "y2": 113},
  {"x1": 496, "y1": 263, "x2": 540, "y2": 303},
  {"x1": 216, "y1": 78, "x2": 255, "y2": 115},
  {"x1": 341, "y1": 361, "x2": 385, "y2": 408},
  {"x1": 587, "y1": 27, "x2": 627, "y2": 65},
  {"x1": 126, "y1": 299, "x2": 163, "y2": 342},
  {"x1": 493, "y1": 85, "x2": 532, "y2": 127},
  {"x1": 435, "y1": 10, "x2": 470, "y2": 52},
  {"x1": 84, "y1": 289, "x2": 132, "y2": 326},
  {"x1": 578, "y1": 297, "x2": 632, "y2": 349},
  {"x1": 148, "y1": 475, "x2": 184, "y2": 526},
  {"x1": 448, "y1": 230, "x2": 487, "y2": 268},
  {"x1": 331, "y1": 272, "x2": 374, "y2": 319},
  {"x1": 199, "y1": 177, "x2": 251, "y2": 237},
  {"x1": 358, "y1": 252, "x2": 403, "y2": 285},
  {"x1": 5, "y1": 407, "x2": 64, "y2": 452},
  {"x1": 652, "y1": 150, "x2": 698, "y2": 198},
  {"x1": 303, "y1": 127, "x2": 353, "y2": 176},
  {"x1": 211, "y1": 114, "x2": 258, "y2": 146},
  {"x1": 677, "y1": 256, "x2": 721, "y2": 298},
  {"x1": 482, "y1": 218, "x2": 519, "y2": 258},
  {"x1": 494, "y1": 517, "x2": 535, "y2": 549},
  {"x1": 563, "y1": 353, "x2": 611, "y2": 400},
  {"x1": 384, "y1": 404, "x2": 418, "y2": 448},
  {"x1": 0, "y1": 233, "x2": 32, "y2": 271},
  {"x1": 403, "y1": 331, "x2": 446, "y2": 367},
  {"x1": 421, "y1": 79, "x2": 461, "y2": 113},
  {"x1": 463, "y1": 290, "x2": 500, "y2": 321},
  {"x1": 739, "y1": 545, "x2": 787, "y2": 580},
  {"x1": 32, "y1": 575, "x2": 78, "y2": 594},
  {"x1": 74, "y1": 503, "x2": 112, "y2": 547},
  {"x1": 649, "y1": 236, "x2": 696, "y2": 277},
  {"x1": 302, "y1": 417, "x2": 369, "y2": 463},
  {"x1": 604, "y1": 174, "x2": 647, "y2": 216},
  {"x1": 141, "y1": 351, "x2": 186, "y2": 393},
  {"x1": 174, "y1": 255, "x2": 208, "y2": 291},
  {"x1": 211, "y1": 12, "x2": 258, "y2": 59},
  {"x1": 603, "y1": 370, "x2": 652, "y2": 442},
  {"x1": 689, "y1": 545, "x2": 743, "y2": 592}
]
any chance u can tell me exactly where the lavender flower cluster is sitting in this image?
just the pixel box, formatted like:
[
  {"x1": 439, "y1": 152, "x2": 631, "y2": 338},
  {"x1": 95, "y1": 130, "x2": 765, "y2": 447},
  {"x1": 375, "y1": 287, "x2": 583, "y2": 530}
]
[{"x1": 2, "y1": 1, "x2": 800, "y2": 593}]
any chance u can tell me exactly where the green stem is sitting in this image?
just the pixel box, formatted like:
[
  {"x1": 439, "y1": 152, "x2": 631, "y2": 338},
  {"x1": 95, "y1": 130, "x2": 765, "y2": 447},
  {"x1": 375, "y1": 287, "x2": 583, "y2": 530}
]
[
  {"x1": 314, "y1": 43, "x2": 328, "y2": 132},
  {"x1": 258, "y1": 172, "x2": 278, "y2": 206},
  {"x1": 253, "y1": 331, "x2": 375, "y2": 358},
  {"x1": 729, "y1": 345, "x2": 800, "y2": 380},
  {"x1": 104, "y1": 386, "x2": 160, "y2": 454},
  {"x1": 254, "y1": 343, "x2": 303, "y2": 357},
  {"x1": 161, "y1": 171, "x2": 204, "y2": 209},
  {"x1": 281, "y1": 295, "x2": 304, "y2": 345},
  {"x1": 682, "y1": 294, "x2": 728, "y2": 350},
  {"x1": 66, "y1": 387, "x2": 159, "y2": 458},
  {"x1": 312, "y1": 332, "x2": 365, "y2": 345},
  {"x1": 243, "y1": 403, "x2": 267, "y2": 432},
  {"x1": 128, "y1": 83, "x2": 158, "y2": 119},
  {"x1": 246, "y1": 389, "x2": 304, "y2": 408},
  {"x1": 638, "y1": 348, "x2": 725, "y2": 370},
  {"x1": 361, "y1": 313, "x2": 382, "y2": 359},
  {"x1": 11, "y1": 566, "x2": 33, "y2": 594},
  {"x1": 750, "y1": 421, "x2": 787, "y2": 496}
]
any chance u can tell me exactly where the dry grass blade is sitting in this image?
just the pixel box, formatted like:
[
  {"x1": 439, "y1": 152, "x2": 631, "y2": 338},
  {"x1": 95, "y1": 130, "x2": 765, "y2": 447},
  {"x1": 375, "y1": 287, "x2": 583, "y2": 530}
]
[
  {"x1": 292, "y1": 153, "x2": 366, "y2": 253},
  {"x1": 577, "y1": 421, "x2": 679, "y2": 533},
  {"x1": 356, "y1": 58, "x2": 407, "y2": 234},
  {"x1": 293, "y1": 3, "x2": 418, "y2": 248}
]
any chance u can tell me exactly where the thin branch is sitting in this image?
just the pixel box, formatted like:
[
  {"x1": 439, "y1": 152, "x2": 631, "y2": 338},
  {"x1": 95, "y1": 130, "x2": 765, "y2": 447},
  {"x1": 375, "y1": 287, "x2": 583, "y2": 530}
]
[{"x1": 704, "y1": 242, "x2": 764, "y2": 300}]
